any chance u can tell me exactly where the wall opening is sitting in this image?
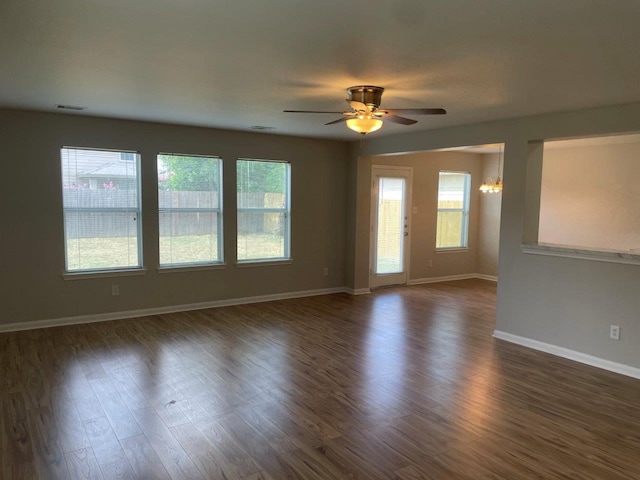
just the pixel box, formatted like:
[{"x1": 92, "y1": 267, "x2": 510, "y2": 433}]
[{"x1": 538, "y1": 133, "x2": 640, "y2": 254}]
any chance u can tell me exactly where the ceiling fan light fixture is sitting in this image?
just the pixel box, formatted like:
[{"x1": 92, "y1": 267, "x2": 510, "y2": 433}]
[
  {"x1": 283, "y1": 84, "x2": 445, "y2": 138},
  {"x1": 347, "y1": 85, "x2": 384, "y2": 109},
  {"x1": 346, "y1": 116, "x2": 383, "y2": 135}
]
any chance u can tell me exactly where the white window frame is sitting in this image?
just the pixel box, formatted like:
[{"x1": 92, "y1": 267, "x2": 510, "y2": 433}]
[
  {"x1": 157, "y1": 153, "x2": 224, "y2": 267},
  {"x1": 236, "y1": 158, "x2": 291, "y2": 263},
  {"x1": 436, "y1": 171, "x2": 471, "y2": 250},
  {"x1": 61, "y1": 146, "x2": 143, "y2": 273}
]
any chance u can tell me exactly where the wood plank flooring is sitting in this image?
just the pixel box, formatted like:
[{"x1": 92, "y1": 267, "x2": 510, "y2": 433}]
[{"x1": 2, "y1": 279, "x2": 640, "y2": 479}]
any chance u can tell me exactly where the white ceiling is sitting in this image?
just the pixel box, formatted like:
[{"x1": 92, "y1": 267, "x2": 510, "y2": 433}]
[{"x1": 2, "y1": 0, "x2": 640, "y2": 140}]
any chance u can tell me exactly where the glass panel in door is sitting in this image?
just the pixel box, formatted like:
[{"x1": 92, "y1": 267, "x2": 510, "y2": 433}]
[{"x1": 375, "y1": 177, "x2": 406, "y2": 275}]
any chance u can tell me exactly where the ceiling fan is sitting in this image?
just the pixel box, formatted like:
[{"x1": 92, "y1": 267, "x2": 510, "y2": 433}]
[{"x1": 284, "y1": 85, "x2": 446, "y2": 136}]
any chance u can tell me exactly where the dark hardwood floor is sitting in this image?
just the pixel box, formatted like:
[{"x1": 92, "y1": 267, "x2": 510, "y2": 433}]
[{"x1": 2, "y1": 279, "x2": 640, "y2": 479}]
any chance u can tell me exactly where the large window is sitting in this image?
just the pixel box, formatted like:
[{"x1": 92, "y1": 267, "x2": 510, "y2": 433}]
[
  {"x1": 158, "y1": 154, "x2": 223, "y2": 266},
  {"x1": 436, "y1": 171, "x2": 471, "y2": 249},
  {"x1": 61, "y1": 147, "x2": 142, "y2": 272},
  {"x1": 237, "y1": 159, "x2": 290, "y2": 262}
]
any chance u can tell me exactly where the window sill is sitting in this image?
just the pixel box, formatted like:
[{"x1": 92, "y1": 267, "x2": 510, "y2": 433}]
[
  {"x1": 236, "y1": 259, "x2": 293, "y2": 268},
  {"x1": 63, "y1": 268, "x2": 147, "y2": 280},
  {"x1": 435, "y1": 248, "x2": 470, "y2": 254},
  {"x1": 521, "y1": 243, "x2": 640, "y2": 266},
  {"x1": 158, "y1": 263, "x2": 226, "y2": 274}
]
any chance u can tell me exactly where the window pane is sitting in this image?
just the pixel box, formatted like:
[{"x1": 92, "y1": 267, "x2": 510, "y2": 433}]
[
  {"x1": 158, "y1": 155, "x2": 220, "y2": 207},
  {"x1": 157, "y1": 154, "x2": 222, "y2": 266},
  {"x1": 159, "y1": 212, "x2": 220, "y2": 264},
  {"x1": 61, "y1": 147, "x2": 141, "y2": 272},
  {"x1": 65, "y1": 212, "x2": 139, "y2": 270},
  {"x1": 158, "y1": 189, "x2": 220, "y2": 210},
  {"x1": 376, "y1": 177, "x2": 405, "y2": 274},
  {"x1": 436, "y1": 172, "x2": 470, "y2": 249},
  {"x1": 437, "y1": 173, "x2": 466, "y2": 208},
  {"x1": 237, "y1": 212, "x2": 286, "y2": 260},
  {"x1": 236, "y1": 159, "x2": 290, "y2": 262},
  {"x1": 436, "y1": 211, "x2": 464, "y2": 248},
  {"x1": 62, "y1": 188, "x2": 138, "y2": 209},
  {"x1": 237, "y1": 160, "x2": 286, "y2": 206}
]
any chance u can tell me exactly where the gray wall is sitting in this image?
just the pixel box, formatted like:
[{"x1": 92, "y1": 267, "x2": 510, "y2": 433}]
[
  {"x1": 346, "y1": 101, "x2": 640, "y2": 369},
  {"x1": 0, "y1": 109, "x2": 349, "y2": 326}
]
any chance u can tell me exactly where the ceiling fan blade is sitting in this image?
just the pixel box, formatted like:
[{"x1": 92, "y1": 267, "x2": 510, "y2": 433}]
[
  {"x1": 379, "y1": 108, "x2": 447, "y2": 115},
  {"x1": 284, "y1": 110, "x2": 344, "y2": 114},
  {"x1": 385, "y1": 115, "x2": 418, "y2": 125},
  {"x1": 324, "y1": 117, "x2": 349, "y2": 125},
  {"x1": 346, "y1": 100, "x2": 370, "y2": 112}
]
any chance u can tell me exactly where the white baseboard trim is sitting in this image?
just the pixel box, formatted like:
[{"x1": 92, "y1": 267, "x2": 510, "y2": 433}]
[
  {"x1": 408, "y1": 274, "x2": 471, "y2": 285},
  {"x1": 0, "y1": 277, "x2": 497, "y2": 334},
  {"x1": 493, "y1": 330, "x2": 640, "y2": 380},
  {"x1": 344, "y1": 288, "x2": 371, "y2": 295},
  {"x1": 0, "y1": 287, "x2": 349, "y2": 334},
  {"x1": 475, "y1": 274, "x2": 498, "y2": 282},
  {"x1": 408, "y1": 273, "x2": 497, "y2": 285}
]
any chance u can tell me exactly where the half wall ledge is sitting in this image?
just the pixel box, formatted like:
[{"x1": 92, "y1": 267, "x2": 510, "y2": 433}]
[{"x1": 521, "y1": 243, "x2": 640, "y2": 266}]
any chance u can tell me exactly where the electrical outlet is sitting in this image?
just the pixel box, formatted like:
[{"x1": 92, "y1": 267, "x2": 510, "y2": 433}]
[
  {"x1": 323, "y1": 267, "x2": 329, "y2": 276},
  {"x1": 428, "y1": 260, "x2": 433, "y2": 267},
  {"x1": 111, "y1": 284, "x2": 120, "y2": 296},
  {"x1": 610, "y1": 325, "x2": 621, "y2": 340}
]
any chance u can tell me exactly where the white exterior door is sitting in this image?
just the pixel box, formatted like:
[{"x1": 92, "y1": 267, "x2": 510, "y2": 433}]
[{"x1": 370, "y1": 166, "x2": 412, "y2": 288}]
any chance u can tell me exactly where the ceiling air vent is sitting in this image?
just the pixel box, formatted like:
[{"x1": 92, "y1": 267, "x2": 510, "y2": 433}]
[{"x1": 56, "y1": 104, "x2": 86, "y2": 111}]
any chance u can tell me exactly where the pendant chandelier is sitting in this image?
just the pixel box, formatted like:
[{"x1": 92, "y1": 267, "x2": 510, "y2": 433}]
[{"x1": 480, "y1": 144, "x2": 503, "y2": 193}]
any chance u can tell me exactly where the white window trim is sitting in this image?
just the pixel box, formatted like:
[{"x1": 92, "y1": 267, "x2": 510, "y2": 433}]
[
  {"x1": 157, "y1": 263, "x2": 227, "y2": 273},
  {"x1": 435, "y1": 247, "x2": 470, "y2": 254},
  {"x1": 63, "y1": 268, "x2": 147, "y2": 280},
  {"x1": 235, "y1": 259, "x2": 293, "y2": 267}
]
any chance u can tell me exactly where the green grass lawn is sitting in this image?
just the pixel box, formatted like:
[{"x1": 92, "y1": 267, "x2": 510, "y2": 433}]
[
  {"x1": 66, "y1": 237, "x2": 140, "y2": 270},
  {"x1": 160, "y1": 234, "x2": 219, "y2": 265},
  {"x1": 66, "y1": 234, "x2": 284, "y2": 270},
  {"x1": 237, "y1": 233, "x2": 284, "y2": 260}
]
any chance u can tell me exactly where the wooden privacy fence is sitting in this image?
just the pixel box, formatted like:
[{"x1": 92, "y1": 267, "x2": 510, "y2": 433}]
[
  {"x1": 63, "y1": 190, "x2": 284, "y2": 238},
  {"x1": 238, "y1": 192, "x2": 286, "y2": 235},
  {"x1": 63, "y1": 190, "x2": 139, "y2": 239}
]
